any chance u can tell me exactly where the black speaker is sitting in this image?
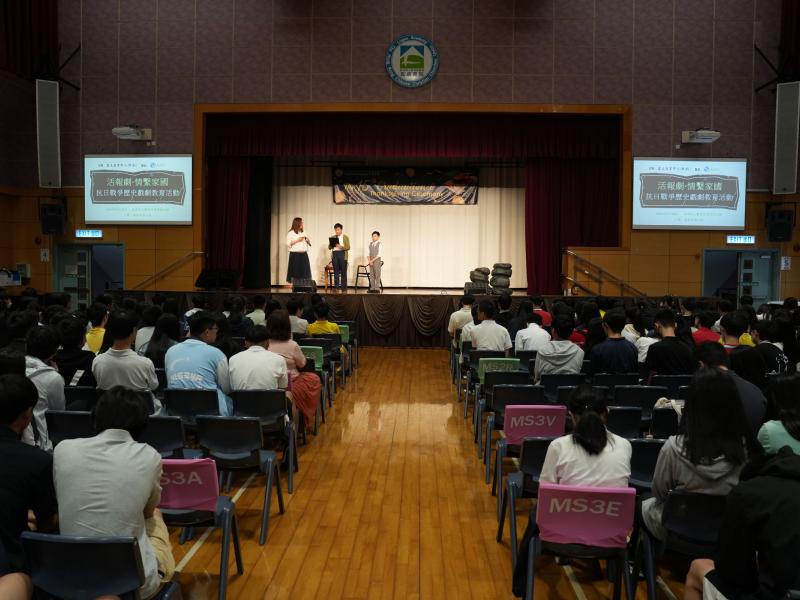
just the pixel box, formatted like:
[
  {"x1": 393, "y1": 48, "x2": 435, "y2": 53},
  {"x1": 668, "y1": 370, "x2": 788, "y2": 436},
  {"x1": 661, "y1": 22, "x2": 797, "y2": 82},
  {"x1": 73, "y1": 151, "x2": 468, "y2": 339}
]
[
  {"x1": 292, "y1": 278, "x2": 317, "y2": 294},
  {"x1": 767, "y1": 209, "x2": 793, "y2": 242},
  {"x1": 39, "y1": 203, "x2": 66, "y2": 235},
  {"x1": 194, "y1": 269, "x2": 239, "y2": 289}
]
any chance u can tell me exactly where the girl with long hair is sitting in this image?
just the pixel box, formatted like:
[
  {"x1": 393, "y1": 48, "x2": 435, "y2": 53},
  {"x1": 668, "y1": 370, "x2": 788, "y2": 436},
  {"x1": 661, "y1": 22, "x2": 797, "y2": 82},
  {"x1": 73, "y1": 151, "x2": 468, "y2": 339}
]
[
  {"x1": 286, "y1": 217, "x2": 312, "y2": 283},
  {"x1": 759, "y1": 373, "x2": 800, "y2": 454}
]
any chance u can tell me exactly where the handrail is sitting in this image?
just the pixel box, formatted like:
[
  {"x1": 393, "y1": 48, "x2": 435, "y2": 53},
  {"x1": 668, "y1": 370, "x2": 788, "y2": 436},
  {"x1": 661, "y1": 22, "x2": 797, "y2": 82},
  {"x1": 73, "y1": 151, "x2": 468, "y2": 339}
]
[
  {"x1": 561, "y1": 249, "x2": 648, "y2": 297},
  {"x1": 131, "y1": 251, "x2": 205, "y2": 290}
]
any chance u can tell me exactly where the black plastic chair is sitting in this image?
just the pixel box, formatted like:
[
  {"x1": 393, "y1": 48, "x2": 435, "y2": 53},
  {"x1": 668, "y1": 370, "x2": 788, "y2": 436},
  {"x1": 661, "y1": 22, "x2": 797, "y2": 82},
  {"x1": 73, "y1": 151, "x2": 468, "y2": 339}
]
[
  {"x1": 514, "y1": 350, "x2": 537, "y2": 372},
  {"x1": 230, "y1": 389, "x2": 298, "y2": 493},
  {"x1": 580, "y1": 359, "x2": 592, "y2": 374},
  {"x1": 136, "y1": 416, "x2": 190, "y2": 459},
  {"x1": 162, "y1": 389, "x2": 220, "y2": 428},
  {"x1": 556, "y1": 385, "x2": 610, "y2": 405},
  {"x1": 195, "y1": 416, "x2": 285, "y2": 545},
  {"x1": 338, "y1": 319, "x2": 359, "y2": 369},
  {"x1": 20, "y1": 532, "x2": 181, "y2": 600},
  {"x1": 613, "y1": 385, "x2": 669, "y2": 423},
  {"x1": 64, "y1": 386, "x2": 100, "y2": 412},
  {"x1": 45, "y1": 410, "x2": 94, "y2": 447},
  {"x1": 496, "y1": 437, "x2": 554, "y2": 567},
  {"x1": 787, "y1": 591, "x2": 800, "y2": 599},
  {"x1": 463, "y1": 350, "x2": 506, "y2": 413},
  {"x1": 606, "y1": 406, "x2": 643, "y2": 439},
  {"x1": 539, "y1": 373, "x2": 589, "y2": 402},
  {"x1": 629, "y1": 438, "x2": 664, "y2": 494},
  {"x1": 592, "y1": 373, "x2": 640, "y2": 396},
  {"x1": 475, "y1": 370, "x2": 533, "y2": 449},
  {"x1": 311, "y1": 333, "x2": 347, "y2": 388},
  {"x1": 678, "y1": 385, "x2": 690, "y2": 400},
  {"x1": 651, "y1": 407, "x2": 679, "y2": 439},
  {"x1": 641, "y1": 492, "x2": 728, "y2": 600},
  {"x1": 650, "y1": 374, "x2": 693, "y2": 398},
  {"x1": 297, "y1": 337, "x2": 340, "y2": 397}
]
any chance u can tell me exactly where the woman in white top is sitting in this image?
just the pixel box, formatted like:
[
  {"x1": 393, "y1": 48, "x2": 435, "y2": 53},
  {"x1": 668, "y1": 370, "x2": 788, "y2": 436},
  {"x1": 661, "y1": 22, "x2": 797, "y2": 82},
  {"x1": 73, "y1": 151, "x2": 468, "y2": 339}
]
[{"x1": 286, "y1": 217, "x2": 312, "y2": 283}]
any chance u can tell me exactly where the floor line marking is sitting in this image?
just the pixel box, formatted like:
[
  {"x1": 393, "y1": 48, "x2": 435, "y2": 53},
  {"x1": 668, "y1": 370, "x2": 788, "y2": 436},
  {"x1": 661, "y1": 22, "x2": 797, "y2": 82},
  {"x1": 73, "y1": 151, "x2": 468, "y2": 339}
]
[
  {"x1": 658, "y1": 575, "x2": 680, "y2": 600},
  {"x1": 562, "y1": 565, "x2": 590, "y2": 600}
]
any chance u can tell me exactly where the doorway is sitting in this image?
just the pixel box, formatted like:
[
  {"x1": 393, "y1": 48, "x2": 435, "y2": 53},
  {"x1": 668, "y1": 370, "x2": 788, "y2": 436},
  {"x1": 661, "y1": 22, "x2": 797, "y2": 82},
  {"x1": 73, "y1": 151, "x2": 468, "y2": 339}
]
[
  {"x1": 54, "y1": 244, "x2": 125, "y2": 309},
  {"x1": 702, "y1": 249, "x2": 779, "y2": 305}
]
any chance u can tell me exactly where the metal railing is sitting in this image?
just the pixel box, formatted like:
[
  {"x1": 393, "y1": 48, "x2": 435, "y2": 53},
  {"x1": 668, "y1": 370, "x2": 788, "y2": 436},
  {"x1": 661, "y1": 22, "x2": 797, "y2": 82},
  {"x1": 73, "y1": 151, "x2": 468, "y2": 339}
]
[
  {"x1": 131, "y1": 251, "x2": 204, "y2": 290},
  {"x1": 562, "y1": 249, "x2": 647, "y2": 297}
]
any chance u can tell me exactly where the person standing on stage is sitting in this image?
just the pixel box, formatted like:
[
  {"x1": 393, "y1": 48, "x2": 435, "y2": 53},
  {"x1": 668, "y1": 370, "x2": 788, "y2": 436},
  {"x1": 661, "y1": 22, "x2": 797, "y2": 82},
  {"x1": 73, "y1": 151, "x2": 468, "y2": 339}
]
[
  {"x1": 286, "y1": 217, "x2": 312, "y2": 284},
  {"x1": 367, "y1": 231, "x2": 382, "y2": 294},
  {"x1": 329, "y1": 223, "x2": 350, "y2": 292}
]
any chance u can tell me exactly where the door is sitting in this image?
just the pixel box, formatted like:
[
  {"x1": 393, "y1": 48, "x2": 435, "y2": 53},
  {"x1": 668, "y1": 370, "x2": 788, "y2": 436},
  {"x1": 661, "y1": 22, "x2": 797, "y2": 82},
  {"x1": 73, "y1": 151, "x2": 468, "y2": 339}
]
[
  {"x1": 702, "y1": 250, "x2": 738, "y2": 301},
  {"x1": 54, "y1": 244, "x2": 92, "y2": 309},
  {"x1": 738, "y1": 251, "x2": 777, "y2": 305},
  {"x1": 90, "y1": 244, "x2": 125, "y2": 300}
]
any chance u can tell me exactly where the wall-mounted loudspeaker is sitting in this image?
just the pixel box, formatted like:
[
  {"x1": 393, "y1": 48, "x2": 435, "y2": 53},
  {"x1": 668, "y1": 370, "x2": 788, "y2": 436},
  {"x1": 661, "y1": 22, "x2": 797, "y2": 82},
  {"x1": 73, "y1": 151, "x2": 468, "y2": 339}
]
[
  {"x1": 35, "y1": 79, "x2": 61, "y2": 188},
  {"x1": 39, "y1": 204, "x2": 66, "y2": 235},
  {"x1": 773, "y1": 81, "x2": 800, "y2": 195},
  {"x1": 767, "y1": 208, "x2": 794, "y2": 242}
]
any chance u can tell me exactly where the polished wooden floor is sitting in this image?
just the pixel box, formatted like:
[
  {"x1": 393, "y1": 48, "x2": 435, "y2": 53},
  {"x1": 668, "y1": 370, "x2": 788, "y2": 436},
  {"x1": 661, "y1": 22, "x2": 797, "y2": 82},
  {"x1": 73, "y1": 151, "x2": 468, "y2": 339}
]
[{"x1": 169, "y1": 348, "x2": 688, "y2": 599}]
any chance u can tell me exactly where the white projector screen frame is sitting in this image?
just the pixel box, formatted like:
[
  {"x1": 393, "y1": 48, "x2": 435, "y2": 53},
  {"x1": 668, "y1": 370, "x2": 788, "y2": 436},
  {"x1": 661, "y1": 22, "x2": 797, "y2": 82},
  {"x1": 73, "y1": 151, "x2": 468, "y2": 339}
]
[
  {"x1": 632, "y1": 157, "x2": 747, "y2": 231},
  {"x1": 84, "y1": 154, "x2": 193, "y2": 225}
]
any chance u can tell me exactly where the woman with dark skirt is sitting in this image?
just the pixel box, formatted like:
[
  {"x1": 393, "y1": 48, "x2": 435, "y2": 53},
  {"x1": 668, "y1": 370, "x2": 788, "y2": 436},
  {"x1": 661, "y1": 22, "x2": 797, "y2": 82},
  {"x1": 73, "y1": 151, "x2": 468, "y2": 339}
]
[{"x1": 286, "y1": 217, "x2": 312, "y2": 284}]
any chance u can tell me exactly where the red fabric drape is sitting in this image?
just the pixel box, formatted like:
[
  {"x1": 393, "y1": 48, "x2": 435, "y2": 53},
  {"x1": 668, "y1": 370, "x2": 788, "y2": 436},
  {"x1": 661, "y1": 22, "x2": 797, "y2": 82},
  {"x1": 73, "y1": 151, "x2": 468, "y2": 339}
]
[
  {"x1": 206, "y1": 113, "x2": 620, "y2": 160},
  {"x1": 525, "y1": 158, "x2": 619, "y2": 294},
  {"x1": 781, "y1": 0, "x2": 800, "y2": 80},
  {"x1": 0, "y1": 0, "x2": 58, "y2": 79},
  {"x1": 206, "y1": 157, "x2": 252, "y2": 280}
]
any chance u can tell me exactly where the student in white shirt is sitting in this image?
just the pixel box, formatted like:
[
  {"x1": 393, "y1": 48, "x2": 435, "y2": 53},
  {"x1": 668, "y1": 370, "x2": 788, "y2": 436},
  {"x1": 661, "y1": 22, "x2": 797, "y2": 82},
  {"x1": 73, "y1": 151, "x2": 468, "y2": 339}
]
[
  {"x1": 229, "y1": 325, "x2": 288, "y2": 391},
  {"x1": 286, "y1": 298, "x2": 308, "y2": 335},
  {"x1": 469, "y1": 299, "x2": 512, "y2": 355},
  {"x1": 459, "y1": 305, "x2": 480, "y2": 361},
  {"x1": 514, "y1": 311, "x2": 551, "y2": 353},
  {"x1": 246, "y1": 294, "x2": 267, "y2": 326},
  {"x1": 448, "y1": 294, "x2": 475, "y2": 349}
]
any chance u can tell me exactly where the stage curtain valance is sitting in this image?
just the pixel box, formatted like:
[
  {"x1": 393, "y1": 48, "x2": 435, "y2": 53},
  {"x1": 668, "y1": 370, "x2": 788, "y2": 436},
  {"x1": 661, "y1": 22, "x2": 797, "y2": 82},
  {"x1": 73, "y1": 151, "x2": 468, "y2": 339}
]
[
  {"x1": 0, "y1": 0, "x2": 58, "y2": 79},
  {"x1": 205, "y1": 113, "x2": 620, "y2": 160}
]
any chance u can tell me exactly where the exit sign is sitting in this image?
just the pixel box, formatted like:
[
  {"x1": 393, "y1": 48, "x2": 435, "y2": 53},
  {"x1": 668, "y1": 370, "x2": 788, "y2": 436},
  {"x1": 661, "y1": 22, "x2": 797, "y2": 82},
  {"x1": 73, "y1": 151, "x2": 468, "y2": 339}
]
[
  {"x1": 76, "y1": 229, "x2": 103, "y2": 239},
  {"x1": 726, "y1": 234, "x2": 755, "y2": 245}
]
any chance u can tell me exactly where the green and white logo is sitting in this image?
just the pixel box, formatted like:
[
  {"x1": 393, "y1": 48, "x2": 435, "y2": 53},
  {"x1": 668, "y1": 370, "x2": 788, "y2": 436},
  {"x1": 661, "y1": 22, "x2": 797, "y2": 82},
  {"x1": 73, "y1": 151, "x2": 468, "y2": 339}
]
[{"x1": 385, "y1": 34, "x2": 439, "y2": 88}]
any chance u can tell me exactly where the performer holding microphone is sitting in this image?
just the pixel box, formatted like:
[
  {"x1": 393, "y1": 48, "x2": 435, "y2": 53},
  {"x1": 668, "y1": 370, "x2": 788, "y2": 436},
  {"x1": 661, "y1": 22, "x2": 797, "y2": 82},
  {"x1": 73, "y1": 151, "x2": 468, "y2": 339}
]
[{"x1": 286, "y1": 217, "x2": 312, "y2": 283}]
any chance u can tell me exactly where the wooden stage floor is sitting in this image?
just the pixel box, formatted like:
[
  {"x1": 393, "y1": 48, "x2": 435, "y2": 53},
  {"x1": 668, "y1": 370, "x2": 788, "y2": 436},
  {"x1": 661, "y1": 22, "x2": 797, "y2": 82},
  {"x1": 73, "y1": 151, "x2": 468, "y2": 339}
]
[{"x1": 168, "y1": 348, "x2": 688, "y2": 599}]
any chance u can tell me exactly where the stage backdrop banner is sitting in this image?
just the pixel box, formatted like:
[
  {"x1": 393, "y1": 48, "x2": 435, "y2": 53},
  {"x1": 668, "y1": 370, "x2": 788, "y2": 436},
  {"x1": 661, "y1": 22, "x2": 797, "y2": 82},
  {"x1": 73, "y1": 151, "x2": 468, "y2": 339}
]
[{"x1": 332, "y1": 167, "x2": 478, "y2": 205}]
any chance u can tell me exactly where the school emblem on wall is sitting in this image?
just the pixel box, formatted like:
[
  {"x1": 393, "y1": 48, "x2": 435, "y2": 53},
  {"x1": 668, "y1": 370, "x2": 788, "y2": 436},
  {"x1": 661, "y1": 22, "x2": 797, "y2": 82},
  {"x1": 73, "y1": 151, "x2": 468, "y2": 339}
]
[{"x1": 385, "y1": 34, "x2": 439, "y2": 88}]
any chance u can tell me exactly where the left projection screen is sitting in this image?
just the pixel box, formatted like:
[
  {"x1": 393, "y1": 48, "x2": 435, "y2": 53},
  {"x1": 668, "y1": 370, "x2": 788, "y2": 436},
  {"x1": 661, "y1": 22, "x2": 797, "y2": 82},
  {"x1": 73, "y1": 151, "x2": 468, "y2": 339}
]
[{"x1": 84, "y1": 155, "x2": 192, "y2": 224}]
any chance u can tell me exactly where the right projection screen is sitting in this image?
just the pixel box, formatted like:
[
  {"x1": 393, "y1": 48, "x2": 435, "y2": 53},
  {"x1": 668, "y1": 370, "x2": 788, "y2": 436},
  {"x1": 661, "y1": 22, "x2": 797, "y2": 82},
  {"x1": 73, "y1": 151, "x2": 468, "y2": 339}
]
[{"x1": 632, "y1": 158, "x2": 747, "y2": 230}]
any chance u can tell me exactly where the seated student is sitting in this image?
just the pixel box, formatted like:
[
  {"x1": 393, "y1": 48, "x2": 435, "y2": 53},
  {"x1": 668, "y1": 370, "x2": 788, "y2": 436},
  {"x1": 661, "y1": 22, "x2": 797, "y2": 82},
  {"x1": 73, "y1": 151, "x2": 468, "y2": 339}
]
[
  {"x1": 467, "y1": 299, "x2": 512, "y2": 355},
  {"x1": 712, "y1": 299, "x2": 734, "y2": 333},
  {"x1": 181, "y1": 295, "x2": 205, "y2": 336},
  {"x1": 758, "y1": 373, "x2": 800, "y2": 455},
  {"x1": 695, "y1": 342, "x2": 767, "y2": 434},
  {"x1": 142, "y1": 314, "x2": 180, "y2": 369},
  {"x1": 212, "y1": 312, "x2": 242, "y2": 359},
  {"x1": 458, "y1": 305, "x2": 480, "y2": 361},
  {"x1": 622, "y1": 306, "x2": 658, "y2": 365},
  {"x1": 552, "y1": 302, "x2": 586, "y2": 348},
  {"x1": 644, "y1": 309, "x2": 695, "y2": 381},
  {"x1": 530, "y1": 294, "x2": 552, "y2": 327},
  {"x1": 507, "y1": 300, "x2": 533, "y2": 342},
  {"x1": 23, "y1": 326, "x2": 65, "y2": 450},
  {"x1": 0, "y1": 375, "x2": 58, "y2": 576},
  {"x1": 306, "y1": 303, "x2": 340, "y2": 336},
  {"x1": 226, "y1": 296, "x2": 254, "y2": 338},
  {"x1": 265, "y1": 299, "x2": 282, "y2": 318},
  {"x1": 286, "y1": 298, "x2": 309, "y2": 335},
  {"x1": 533, "y1": 315, "x2": 585, "y2": 383},
  {"x1": 750, "y1": 320, "x2": 789, "y2": 375},
  {"x1": 512, "y1": 386, "x2": 631, "y2": 596},
  {"x1": 0, "y1": 311, "x2": 39, "y2": 359},
  {"x1": 229, "y1": 325, "x2": 288, "y2": 391},
  {"x1": 53, "y1": 388, "x2": 175, "y2": 599},
  {"x1": 91, "y1": 310, "x2": 159, "y2": 411},
  {"x1": 730, "y1": 347, "x2": 768, "y2": 393},
  {"x1": 134, "y1": 305, "x2": 162, "y2": 353},
  {"x1": 165, "y1": 311, "x2": 232, "y2": 416},
  {"x1": 494, "y1": 293, "x2": 513, "y2": 329},
  {"x1": 301, "y1": 294, "x2": 323, "y2": 323},
  {"x1": 589, "y1": 310, "x2": 638, "y2": 374},
  {"x1": 693, "y1": 310, "x2": 721, "y2": 345},
  {"x1": 514, "y1": 311, "x2": 550, "y2": 354},
  {"x1": 266, "y1": 311, "x2": 320, "y2": 429},
  {"x1": 84, "y1": 302, "x2": 108, "y2": 354},
  {"x1": 246, "y1": 294, "x2": 267, "y2": 326},
  {"x1": 684, "y1": 447, "x2": 800, "y2": 600},
  {"x1": 641, "y1": 369, "x2": 758, "y2": 541},
  {"x1": 54, "y1": 317, "x2": 96, "y2": 388}
]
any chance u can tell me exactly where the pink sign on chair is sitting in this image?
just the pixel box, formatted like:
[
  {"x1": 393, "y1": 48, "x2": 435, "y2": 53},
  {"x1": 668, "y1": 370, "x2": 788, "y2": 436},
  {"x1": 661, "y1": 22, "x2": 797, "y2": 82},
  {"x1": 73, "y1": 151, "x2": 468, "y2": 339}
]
[
  {"x1": 503, "y1": 405, "x2": 567, "y2": 446},
  {"x1": 535, "y1": 483, "x2": 636, "y2": 548},
  {"x1": 160, "y1": 458, "x2": 219, "y2": 512}
]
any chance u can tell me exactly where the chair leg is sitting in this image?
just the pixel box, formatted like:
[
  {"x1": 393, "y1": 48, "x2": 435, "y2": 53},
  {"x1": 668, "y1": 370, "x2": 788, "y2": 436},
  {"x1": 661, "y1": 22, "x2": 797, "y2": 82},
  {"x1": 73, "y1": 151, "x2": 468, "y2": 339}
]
[
  {"x1": 225, "y1": 472, "x2": 233, "y2": 493},
  {"x1": 496, "y1": 483, "x2": 508, "y2": 543},
  {"x1": 642, "y1": 531, "x2": 657, "y2": 600},
  {"x1": 219, "y1": 510, "x2": 232, "y2": 600},
  {"x1": 475, "y1": 402, "x2": 483, "y2": 451},
  {"x1": 260, "y1": 457, "x2": 275, "y2": 546},
  {"x1": 319, "y1": 378, "x2": 327, "y2": 421},
  {"x1": 493, "y1": 442, "x2": 506, "y2": 503},
  {"x1": 484, "y1": 416, "x2": 494, "y2": 483},
  {"x1": 232, "y1": 514, "x2": 244, "y2": 574},
  {"x1": 274, "y1": 462, "x2": 285, "y2": 513},
  {"x1": 457, "y1": 362, "x2": 463, "y2": 403},
  {"x1": 286, "y1": 422, "x2": 296, "y2": 493},
  {"x1": 525, "y1": 536, "x2": 541, "y2": 600},
  {"x1": 178, "y1": 527, "x2": 193, "y2": 545},
  {"x1": 621, "y1": 549, "x2": 634, "y2": 600},
  {"x1": 508, "y1": 482, "x2": 520, "y2": 568}
]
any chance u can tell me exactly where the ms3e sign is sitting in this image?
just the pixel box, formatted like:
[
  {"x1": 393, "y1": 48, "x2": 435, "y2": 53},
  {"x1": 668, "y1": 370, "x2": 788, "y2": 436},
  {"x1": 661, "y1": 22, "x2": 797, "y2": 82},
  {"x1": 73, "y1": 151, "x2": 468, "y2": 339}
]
[{"x1": 549, "y1": 498, "x2": 623, "y2": 516}]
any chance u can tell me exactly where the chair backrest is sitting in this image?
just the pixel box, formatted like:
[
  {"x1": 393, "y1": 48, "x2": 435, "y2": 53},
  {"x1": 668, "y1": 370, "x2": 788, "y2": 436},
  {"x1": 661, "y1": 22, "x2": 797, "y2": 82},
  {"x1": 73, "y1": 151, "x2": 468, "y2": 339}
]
[
  {"x1": 477, "y1": 357, "x2": 520, "y2": 384},
  {"x1": 195, "y1": 415, "x2": 264, "y2": 467},
  {"x1": 136, "y1": 416, "x2": 185, "y2": 458},
  {"x1": 469, "y1": 350, "x2": 505, "y2": 369},
  {"x1": 460, "y1": 340, "x2": 472, "y2": 357},
  {"x1": 518, "y1": 437, "x2": 555, "y2": 478},
  {"x1": 162, "y1": 388, "x2": 219, "y2": 419},
  {"x1": 662, "y1": 491, "x2": 728, "y2": 546},
  {"x1": 312, "y1": 333, "x2": 342, "y2": 346},
  {"x1": 299, "y1": 345, "x2": 324, "y2": 372},
  {"x1": 504, "y1": 405, "x2": 566, "y2": 445},
  {"x1": 592, "y1": 373, "x2": 640, "y2": 391},
  {"x1": 339, "y1": 321, "x2": 357, "y2": 340},
  {"x1": 629, "y1": 438, "x2": 665, "y2": 484},
  {"x1": 45, "y1": 410, "x2": 94, "y2": 446},
  {"x1": 160, "y1": 458, "x2": 220, "y2": 512},
  {"x1": 230, "y1": 389, "x2": 288, "y2": 421},
  {"x1": 678, "y1": 385, "x2": 690, "y2": 400},
  {"x1": 154, "y1": 368, "x2": 167, "y2": 395},
  {"x1": 338, "y1": 324, "x2": 350, "y2": 344},
  {"x1": 535, "y1": 483, "x2": 636, "y2": 548},
  {"x1": 581, "y1": 359, "x2": 592, "y2": 374},
  {"x1": 493, "y1": 384, "x2": 546, "y2": 414},
  {"x1": 540, "y1": 373, "x2": 589, "y2": 395},
  {"x1": 514, "y1": 350, "x2": 537, "y2": 371},
  {"x1": 300, "y1": 337, "x2": 334, "y2": 356},
  {"x1": 21, "y1": 532, "x2": 144, "y2": 600},
  {"x1": 613, "y1": 385, "x2": 668, "y2": 415},
  {"x1": 651, "y1": 407, "x2": 680, "y2": 439},
  {"x1": 63, "y1": 386, "x2": 100, "y2": 412},
  {"x1": 606, "y1": 406, "x2": 643, "y2": 438},
  {"x1": 483, "y1": 370, "x2": 531, "y2": 395},
  {"x1": 651, "y1": 374, "x2": 693, "y2": 398},
  {"x1": 556, "y1": 385, "x2": 610, "y2": 405}
]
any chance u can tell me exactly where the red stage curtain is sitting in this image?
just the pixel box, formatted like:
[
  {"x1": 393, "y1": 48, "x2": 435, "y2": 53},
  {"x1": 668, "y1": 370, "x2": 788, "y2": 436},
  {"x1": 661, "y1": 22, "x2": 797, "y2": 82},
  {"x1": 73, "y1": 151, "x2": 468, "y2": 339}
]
[
  {"x1": 206, "y1": 157, "x2": 251, "y2": 282},
  {"x1": 0, "y1": 0, "x2": 58, "y2": 79},
  {"x1": 206, "y1": 113, "x2": 620, "y2": 160},
  {"x1": 525, "y1": 158, "x2": 619, "y2": 294}
]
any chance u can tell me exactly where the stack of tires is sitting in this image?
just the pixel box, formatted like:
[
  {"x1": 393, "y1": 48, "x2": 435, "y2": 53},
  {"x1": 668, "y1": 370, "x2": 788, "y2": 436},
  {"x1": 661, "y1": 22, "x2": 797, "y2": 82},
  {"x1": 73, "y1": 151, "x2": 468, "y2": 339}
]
[
  {"x1": 490, "y1": 263, "x2": 512, "y2": 294},
  {"x1": 466, "y1": 267, "x2": 490, "y2": 294}
]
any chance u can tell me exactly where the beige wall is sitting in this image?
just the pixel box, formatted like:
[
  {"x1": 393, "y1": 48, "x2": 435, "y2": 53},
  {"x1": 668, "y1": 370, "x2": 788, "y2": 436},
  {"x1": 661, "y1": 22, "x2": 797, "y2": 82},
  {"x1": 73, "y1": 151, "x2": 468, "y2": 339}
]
[{"x1": 567, "y1": 192, "x2": 800, "y2": 298}]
